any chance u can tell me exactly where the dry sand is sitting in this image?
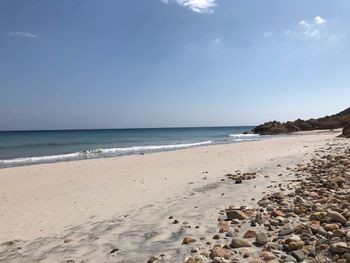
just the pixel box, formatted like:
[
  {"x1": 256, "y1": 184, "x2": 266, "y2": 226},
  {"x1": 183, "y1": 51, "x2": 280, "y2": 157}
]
[{"x1": 0, "y1": 130, "x2": 345, "y2": 262}]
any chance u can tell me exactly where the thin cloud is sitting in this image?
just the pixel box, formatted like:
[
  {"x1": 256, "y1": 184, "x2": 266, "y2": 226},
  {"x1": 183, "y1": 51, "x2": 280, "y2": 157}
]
[
  {"x1": 161, "y1": 0, "x2": 217, "y2": 14},
  {"x1": 285, "y1": 16, "x2": 328, "y2": 39},
  {"x1": 6, "y1": 31, "x2": 38, "y2": 38}
]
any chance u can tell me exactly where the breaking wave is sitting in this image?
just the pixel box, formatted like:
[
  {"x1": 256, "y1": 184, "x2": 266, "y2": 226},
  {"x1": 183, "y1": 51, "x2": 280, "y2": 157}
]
[
  {"x1": 0, "y1": 141, "x2": 212, "y2": 167},
  {"x1": 229, "y1": 133, "x2": 260, "y2": 138}
]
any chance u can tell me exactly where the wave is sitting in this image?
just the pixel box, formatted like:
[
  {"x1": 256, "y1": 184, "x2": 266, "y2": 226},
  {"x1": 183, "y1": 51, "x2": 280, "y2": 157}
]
[
  {"x1": 231, "y1": 138, "x2": 260, "y2": 142},
  {"x1": 0, "y1": 152, "x2": 82, "y2": 166},
  {"x1": 229, "y1": 133, "x2": 260, "y2": 138},
  {"x1": 0, "y1": 141, "x2": 212, "y2": 167},
  {"x1": 96, "y1": 141, "x2": 212, "y2": 153}
]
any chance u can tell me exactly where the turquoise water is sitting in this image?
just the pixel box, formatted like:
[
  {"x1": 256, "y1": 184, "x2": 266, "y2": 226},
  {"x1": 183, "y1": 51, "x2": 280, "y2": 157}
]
[{"x1": 0, "y1": 126, "x2": 263, "y2": 167}]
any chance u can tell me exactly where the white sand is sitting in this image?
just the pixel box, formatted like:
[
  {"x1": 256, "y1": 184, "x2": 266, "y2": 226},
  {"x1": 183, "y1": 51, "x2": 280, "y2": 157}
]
[{"x1": 0, "y1": 130, "x2": 345, "y2": 262}]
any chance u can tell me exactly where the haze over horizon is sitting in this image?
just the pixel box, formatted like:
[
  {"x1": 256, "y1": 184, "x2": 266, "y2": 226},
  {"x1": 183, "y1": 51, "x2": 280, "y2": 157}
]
[{"x1": 1, "y1": 0, "x2": 350, "y2": 131}]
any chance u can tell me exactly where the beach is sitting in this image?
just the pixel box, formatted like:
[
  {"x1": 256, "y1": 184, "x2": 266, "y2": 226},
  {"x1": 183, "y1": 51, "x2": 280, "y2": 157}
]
[{"x1": 0, "y1": 130, "x2": 348, "y2": 262}]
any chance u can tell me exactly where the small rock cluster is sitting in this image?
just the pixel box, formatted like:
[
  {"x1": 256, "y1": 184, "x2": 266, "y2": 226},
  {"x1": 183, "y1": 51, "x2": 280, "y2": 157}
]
[{"x1": 225, "y1": 172, "x2": 257, "y2": 184}]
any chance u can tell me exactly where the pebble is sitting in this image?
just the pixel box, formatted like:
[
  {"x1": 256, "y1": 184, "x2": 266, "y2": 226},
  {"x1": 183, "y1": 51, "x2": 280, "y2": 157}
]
[
  {"x1": 230, "y1": 238, "x2": 252, "y2": 248},
  {"x1": 183, "y1": 236, "x2": 196, "y2": 245},
  {"x1": 255, "y1": 232, "x2": 269, "y2": 246}
]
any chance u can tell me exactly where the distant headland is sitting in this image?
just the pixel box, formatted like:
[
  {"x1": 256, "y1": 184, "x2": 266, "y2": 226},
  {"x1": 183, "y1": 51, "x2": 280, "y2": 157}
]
[{"x1": 250, "y1": 107, "x2": 350, "y2": 138}]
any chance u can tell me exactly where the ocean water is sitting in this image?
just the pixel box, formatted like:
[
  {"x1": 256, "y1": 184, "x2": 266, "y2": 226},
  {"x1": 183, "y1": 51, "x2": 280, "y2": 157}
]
[{"x1": 0, "y1": 126, "x2": 265, "y2": 168}]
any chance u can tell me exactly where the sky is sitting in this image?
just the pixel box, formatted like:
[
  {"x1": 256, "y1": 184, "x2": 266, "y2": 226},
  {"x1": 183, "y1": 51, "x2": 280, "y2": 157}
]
[{"x1": 1, "y1": 0, "x2": 350, "y2": 130}]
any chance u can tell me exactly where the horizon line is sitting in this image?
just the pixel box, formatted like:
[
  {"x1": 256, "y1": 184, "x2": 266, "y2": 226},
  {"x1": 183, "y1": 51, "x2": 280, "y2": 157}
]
[{"x1": 0, "y1": 125, "x2": 257, "y2": 133}]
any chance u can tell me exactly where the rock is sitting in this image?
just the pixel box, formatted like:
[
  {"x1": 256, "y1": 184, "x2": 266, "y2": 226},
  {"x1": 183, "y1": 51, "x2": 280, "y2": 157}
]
[
  {"x1": 235, "y1": 179, "x2": 243, "y2": 184},
  {"x1": 285, "y1": 235, "x2": 301, "y2": 243},
  {"x1": 309, "y1": 221, "x2": 321, "y2": 234},
  {"x1": 287, "y1": 241, "x2": 305, "y2": 251},
  {"x1": 212, "y1": 257, "x2": 228, "y2": 263},
  {"x1": 323, "y1": 223, "x2": 340, "y2": 231},
  {"x1": 226, "y1": 210, "x2": 249, "y2": 220},
  {"x1": 231, "y1": 219, "x2": 240, "y2": 224},
  {"x1": 309, "y1": 212, "x2": 326, "y2": 221},
  {"x1": 271, "y1": 210, "x2": 286, "y2": 217},
  {"x1": 110, "y1": 248, "x2": 120, "y2": 254},
  {"x1": 290, "y1": 249, "x2": 306, "y2": 262},
  {"x1": 330, "y1": 242, "x2": 350, "y2": 253},
  {"x1": 250, "y1": 107, "x2": 350, "y2": 135},
  {"x1": 260, "y1": 251, "x2": 277, "y2": 261},
  {"x1": 218, "y1": 221, "x2": 230, "y2": 233},
  {"x1": 183, "y1": 236, "x2": 196, "y2": 245},
  {"x1": 327, "y1": 211, "x2": 348, "y2": 225},
  {"x1": 243, "y1": 230, "x2": 256, "y2": 239},
  {"x1": 147, "y1": 255, "x2": 160, "y2": 263},
  {"x1": 278, "y1": 227, "x2": 294, "y2": 236},
  {"x1": 230, "y1": 238, "x2": 252, "y2": 248},
  {"x1": 185, "y1": 255, "x2": 208, "y2": 263},
  {"x1": 226, "y1": 231, "x2": 236, "y2": 237},
  {"x1": 281, "y1": 254, "x2": 297, "y2": 262},
  {"x1": 63, "y1": 238, "x2": 73, "y2": 243},
  {"x1": 255, "y1": 232, "x2": 269, "y2": 246},
  {"x1": 333, "y1": 229, "x2": 346, "y2": 238},
  {"x1": 200, "y1": 251, "x2": 209, "y2": 258},
  {"x1": 213, "y1": 234, "x2": 220, "y2": 240},
  {"x1": 341, "y1": 123, "x2": 350, "y2": 138},
  {"x1": 210, "y1": 247, "x2": 233, "y2": 259}
]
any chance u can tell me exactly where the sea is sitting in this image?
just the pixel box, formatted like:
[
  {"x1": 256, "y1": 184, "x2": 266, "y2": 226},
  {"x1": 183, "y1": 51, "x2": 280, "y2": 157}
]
[{"x1": 0, "y1": 126, "x2": 268, "y2": 168}]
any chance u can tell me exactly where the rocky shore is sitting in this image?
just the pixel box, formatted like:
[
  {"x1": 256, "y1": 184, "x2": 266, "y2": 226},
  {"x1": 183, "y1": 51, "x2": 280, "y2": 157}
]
[
  {"x1": 179, "y1": 142, "x2": 350, "y2": 263},
  {"x1": 251, "y1": 107, "x2": 350, "y2": 135}
]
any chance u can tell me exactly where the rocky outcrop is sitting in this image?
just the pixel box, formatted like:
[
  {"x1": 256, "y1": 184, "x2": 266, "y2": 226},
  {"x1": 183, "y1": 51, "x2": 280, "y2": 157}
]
[
  {"x1": 341, "y1": 124, "x2": 350, "y2": 138},
  {"x1": 251, "y1": 107, "x2": 350, "y2": 135}
]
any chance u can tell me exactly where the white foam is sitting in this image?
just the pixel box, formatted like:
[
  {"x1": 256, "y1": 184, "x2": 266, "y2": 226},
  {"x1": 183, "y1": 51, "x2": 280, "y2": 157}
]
[
  {"x1": 232, "y1": 138, "x2": 260, "y2": 142},
  {"x1": 0, "y1": 141, "x2": 212, "y2": 166},
  {"x1": 229, "y1": 133, "x2": 259, "y2": 138},
  {"x1": 98, "y1": 141, "x2": 212, "y2": 153},
  {"x1": 0, "y1": 152, "x2": 81, "y2": 166}
]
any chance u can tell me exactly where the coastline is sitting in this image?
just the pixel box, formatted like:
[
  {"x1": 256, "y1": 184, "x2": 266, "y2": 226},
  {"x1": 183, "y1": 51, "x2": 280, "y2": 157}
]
[
  {"x1": 0, "y1": 130, "x2": 347, "y2": 262},
  {"x1": 0, "y1": 126, "x2": 258, "y2": 169}
]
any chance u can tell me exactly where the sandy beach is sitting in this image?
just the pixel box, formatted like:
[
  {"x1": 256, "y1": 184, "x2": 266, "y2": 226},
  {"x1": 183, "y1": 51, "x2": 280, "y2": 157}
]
[{"x1": 0, "y1": 130, "x2": 348, "y2": 262}]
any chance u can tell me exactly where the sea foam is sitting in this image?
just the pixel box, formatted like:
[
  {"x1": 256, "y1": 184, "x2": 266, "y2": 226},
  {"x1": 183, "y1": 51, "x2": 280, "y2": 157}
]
[{"x1": 0, "y1": 141, "x2": 212, "y2": 167}]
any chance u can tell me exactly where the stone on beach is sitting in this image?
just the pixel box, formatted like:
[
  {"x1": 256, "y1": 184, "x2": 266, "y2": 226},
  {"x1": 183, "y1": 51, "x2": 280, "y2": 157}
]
[
  {"x1": 243, "y1": 230, "x2": 256, "y2": 239},
  {"x1": 230, "y1": 238, "x2": 252, "y2": 248},
  {"x1": 255, "y1": 232, "x2": 269, "y2": 246},
  {"x1": 290, "y1": 249, "x2": 306, "y2": 262},
  {"x1": 210, "y1": 247, "x2": 233, "y2": 259},
  {"x1": 183, "y1": 236, "x2": 196, "y2": 245},
  {"x1": 327, "y1": 211, "x2": 348, "y2": 225},
  {"x1": 226, "y1": 210, "x2": 249, "y2": 220}
]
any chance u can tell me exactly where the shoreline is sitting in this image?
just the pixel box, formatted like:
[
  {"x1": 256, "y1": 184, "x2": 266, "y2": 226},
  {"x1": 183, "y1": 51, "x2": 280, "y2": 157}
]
[
  {"x1": 0, "y1": 140, "x2": 259, "y2": 170},
  {"x1": 0, "y1": 129, "x2": 340, "y2": 170},
  {"x1": 0, "y1": 130, "x2": 347, "y2": 262}
]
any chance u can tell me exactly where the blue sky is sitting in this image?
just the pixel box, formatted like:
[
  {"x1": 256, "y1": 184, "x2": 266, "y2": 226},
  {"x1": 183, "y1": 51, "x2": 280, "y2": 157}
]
[{"x1": 1, "y1": 0, "x2": 349, "y2": 130}]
